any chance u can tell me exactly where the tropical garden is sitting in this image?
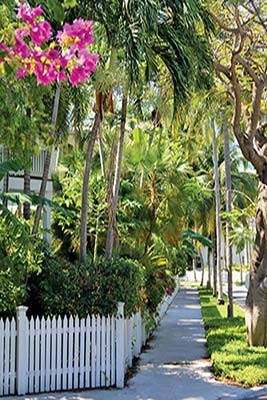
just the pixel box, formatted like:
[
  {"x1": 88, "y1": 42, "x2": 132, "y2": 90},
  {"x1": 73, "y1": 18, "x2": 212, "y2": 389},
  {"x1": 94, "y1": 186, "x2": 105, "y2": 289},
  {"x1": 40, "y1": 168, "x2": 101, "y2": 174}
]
[{"x1": 0, "y1": 0, "x2": 267, "y2": 384}]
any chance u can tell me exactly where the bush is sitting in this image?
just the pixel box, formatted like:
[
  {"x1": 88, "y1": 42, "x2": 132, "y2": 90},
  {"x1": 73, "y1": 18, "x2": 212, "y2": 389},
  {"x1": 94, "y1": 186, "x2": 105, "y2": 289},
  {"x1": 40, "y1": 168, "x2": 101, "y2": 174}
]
[
  {"x1": 28, "y1": 256, "x2": 145, "y2": 318},
  {"x1": 0, "y1": 216, "x2": 44, "y2": 318},
  {"x1": 143, "y1": 254, "x2": 175, "y2": 313}
]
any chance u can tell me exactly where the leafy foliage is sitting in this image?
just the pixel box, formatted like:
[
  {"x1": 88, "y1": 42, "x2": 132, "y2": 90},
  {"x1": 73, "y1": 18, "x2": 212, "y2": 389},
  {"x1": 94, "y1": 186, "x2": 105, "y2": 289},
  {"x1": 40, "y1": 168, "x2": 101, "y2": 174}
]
[
  {"x1": 28, "y1": 256, "x2": 145, "y2": 317},
  {"x1": 0, "y1": 213, "x2": 44, "y2": 317}
]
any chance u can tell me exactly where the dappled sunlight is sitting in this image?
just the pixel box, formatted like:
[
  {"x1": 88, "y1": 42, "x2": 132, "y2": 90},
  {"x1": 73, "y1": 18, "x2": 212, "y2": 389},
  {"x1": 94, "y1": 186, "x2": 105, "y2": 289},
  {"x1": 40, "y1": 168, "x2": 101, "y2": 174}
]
[{"x1": 183, "y1": 304, "x2": 200, "y2": 309}]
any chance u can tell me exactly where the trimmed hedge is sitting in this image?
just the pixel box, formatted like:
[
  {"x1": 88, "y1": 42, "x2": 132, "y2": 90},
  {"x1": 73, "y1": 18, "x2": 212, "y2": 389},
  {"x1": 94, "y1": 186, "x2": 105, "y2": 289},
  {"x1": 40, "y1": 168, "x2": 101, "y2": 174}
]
[
  {"x1": 199, "y1": 287, "x2": 267, "y2": 387},
  {"x1": 28, "y1": 256, "x2": 145, "y2": 318}
]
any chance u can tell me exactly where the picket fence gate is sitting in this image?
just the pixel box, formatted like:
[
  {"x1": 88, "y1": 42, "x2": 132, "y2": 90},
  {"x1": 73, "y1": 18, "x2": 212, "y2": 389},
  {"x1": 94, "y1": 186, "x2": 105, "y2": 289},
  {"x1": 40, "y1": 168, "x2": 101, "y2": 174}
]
[{"x1": 0, "y1": 280, "x2": 179, "y2": 397}]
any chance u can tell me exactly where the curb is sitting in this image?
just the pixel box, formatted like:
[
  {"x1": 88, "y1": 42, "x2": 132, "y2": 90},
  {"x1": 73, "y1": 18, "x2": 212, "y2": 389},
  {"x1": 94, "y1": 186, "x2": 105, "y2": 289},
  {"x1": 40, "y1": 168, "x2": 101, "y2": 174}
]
[{"x1": 218, "y1": 386, "x2": 267, "y2": 399}]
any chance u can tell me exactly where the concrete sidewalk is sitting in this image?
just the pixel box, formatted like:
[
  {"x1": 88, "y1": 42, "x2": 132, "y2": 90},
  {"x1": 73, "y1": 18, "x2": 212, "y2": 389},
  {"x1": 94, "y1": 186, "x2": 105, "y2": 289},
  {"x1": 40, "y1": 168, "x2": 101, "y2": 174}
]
[{"x1": 6, "y1": 287, "x2": 267, "y2": 400}]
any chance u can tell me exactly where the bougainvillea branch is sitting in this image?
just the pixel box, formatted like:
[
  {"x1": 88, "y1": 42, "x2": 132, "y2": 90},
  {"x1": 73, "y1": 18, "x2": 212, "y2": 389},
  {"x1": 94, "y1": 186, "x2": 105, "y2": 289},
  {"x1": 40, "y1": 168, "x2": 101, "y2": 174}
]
[{"x1": 0, "y1": 2, "x2": 98, "y2": 86}]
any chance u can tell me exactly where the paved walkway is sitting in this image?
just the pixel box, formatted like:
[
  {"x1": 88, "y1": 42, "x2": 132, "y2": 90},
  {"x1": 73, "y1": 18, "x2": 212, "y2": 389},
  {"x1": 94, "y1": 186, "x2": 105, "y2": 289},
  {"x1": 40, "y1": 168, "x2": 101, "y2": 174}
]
[
  {"x1": 6, "y1": 287, "x2": 267, "y2": 400},
  {"x1": 232, "y1": 284, "x2": 247, "y2": 309}
]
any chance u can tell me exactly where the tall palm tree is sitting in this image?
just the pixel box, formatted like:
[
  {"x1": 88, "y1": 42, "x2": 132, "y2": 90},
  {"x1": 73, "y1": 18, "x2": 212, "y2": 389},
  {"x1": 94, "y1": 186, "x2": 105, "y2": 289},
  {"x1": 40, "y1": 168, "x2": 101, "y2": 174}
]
[
  {"x1": 32, "y1": 83, "x2": 61, "y2": 235},
  {"x1": 222, "y1": 110, "x2": 233, "y2": 316},
  {"x1": 211, "y1": 118, "x2": 224, "y2": 304}
]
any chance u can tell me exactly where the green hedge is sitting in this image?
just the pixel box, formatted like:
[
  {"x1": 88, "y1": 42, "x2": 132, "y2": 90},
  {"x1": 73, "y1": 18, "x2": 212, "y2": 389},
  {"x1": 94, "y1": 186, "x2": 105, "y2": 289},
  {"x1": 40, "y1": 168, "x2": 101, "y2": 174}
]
[
  {"x1": 28, "y1": 256, "x2": 145, "y2": 318},
  {"x1": 199, "y1": 287, "x2": 267, "y2": 387}
]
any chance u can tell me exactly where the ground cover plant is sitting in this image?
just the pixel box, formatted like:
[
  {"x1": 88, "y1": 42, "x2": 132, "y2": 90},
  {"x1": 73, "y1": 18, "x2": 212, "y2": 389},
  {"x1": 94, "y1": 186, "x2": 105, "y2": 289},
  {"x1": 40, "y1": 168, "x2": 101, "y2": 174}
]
[{"x1": 199, "y1": 287, "x2": 267, "y2": 387}]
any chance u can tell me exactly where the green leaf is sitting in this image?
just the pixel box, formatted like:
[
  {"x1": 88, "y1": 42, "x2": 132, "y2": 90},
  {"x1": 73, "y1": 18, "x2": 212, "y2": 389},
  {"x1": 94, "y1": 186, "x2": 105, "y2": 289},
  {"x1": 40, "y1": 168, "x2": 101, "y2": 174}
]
[
  {"x1": 64, "y1": 0, "x2": 77, "y2": 8},
  {"x1": 132, "y1": 127, "x2": 144, "y2": 145},
  {"x1": 46, "y1": 0, "x2": 65, "y2": 22},
  {"x1": 0, "y1": 192, "x2": 72, "y2": 217},
  {"x1": 0, "y1": 160, "x2": 23, "y2": 181},
  {"x1": 183, "y1": 229, "x2": 214, "y2": 249}
]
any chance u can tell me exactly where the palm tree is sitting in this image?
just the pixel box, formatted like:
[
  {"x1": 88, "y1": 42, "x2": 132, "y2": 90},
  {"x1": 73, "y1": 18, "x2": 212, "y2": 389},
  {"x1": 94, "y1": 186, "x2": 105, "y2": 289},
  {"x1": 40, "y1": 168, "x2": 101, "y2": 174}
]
[
  {"x1": 75, "y1": 0, "x2": 213, "y2": 262},
  {"x1": 222, "y1": 110, "x2": 233, "y2": 316},
  {"x1": 32, "y1": 83, "x2": 61, "y2": 235}
]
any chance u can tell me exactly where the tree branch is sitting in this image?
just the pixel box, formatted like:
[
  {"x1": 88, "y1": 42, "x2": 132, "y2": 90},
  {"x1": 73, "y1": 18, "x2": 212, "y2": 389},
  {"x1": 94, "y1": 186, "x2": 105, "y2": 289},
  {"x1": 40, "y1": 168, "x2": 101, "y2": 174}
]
[
  {"x1": 208, "y1": 10, "x2": 238, "y2": 33},
  {"x1": 249, "y1": 0, "x2": 267, "y2": 33},
  {"x1": 236, "y1": 54, "x2": 260, "y2": 84},
  {"x1": 248, "y1": 79, "x2": 266, "y2": 140},
  {"x1": 214, "y1": 62, "x2": 231, "y2": 79},
  {"x1": 258, "y1": 121, "x2": 267, "y2": 133}
]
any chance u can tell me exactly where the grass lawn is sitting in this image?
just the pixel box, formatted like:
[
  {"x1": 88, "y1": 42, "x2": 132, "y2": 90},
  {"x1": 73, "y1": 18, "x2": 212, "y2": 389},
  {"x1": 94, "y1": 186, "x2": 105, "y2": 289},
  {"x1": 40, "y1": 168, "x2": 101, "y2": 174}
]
[{"x1": 199, "y1": 287, "x2": 267, "y2": 387}]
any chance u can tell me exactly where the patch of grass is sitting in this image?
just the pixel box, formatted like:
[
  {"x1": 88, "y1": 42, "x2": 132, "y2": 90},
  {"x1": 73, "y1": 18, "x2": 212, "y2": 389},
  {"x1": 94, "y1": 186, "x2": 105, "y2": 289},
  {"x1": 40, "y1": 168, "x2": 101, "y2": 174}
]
[{"x1": 199, "y1": 287, "x2": 267, "y2": 387}]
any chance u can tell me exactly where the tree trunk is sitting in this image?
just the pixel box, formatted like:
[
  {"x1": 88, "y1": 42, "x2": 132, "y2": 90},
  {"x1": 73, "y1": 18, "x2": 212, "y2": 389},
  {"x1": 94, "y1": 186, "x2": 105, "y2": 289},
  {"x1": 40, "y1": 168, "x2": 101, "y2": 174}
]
[
  {"x1": 211, "y1": 120, "x2": 224, "y2": 304},
  {"x1": 192, "y1": 238, "x2": 197, "y2": 282},
  {"x1": 105, "y1": 93, "x2": 128, "y2": 260},
  {"x1": 98, "y1": 126, "x2": 106, "y2": 178},
  {"x1": 93, "y1": 215, "x2": 100, "y2": 264},
  {"x1": 23, "y1": 169, "x2": 31, "y2": 220},
  {"x1": 104, "y1": 132, "x2": 118, "y2": 260},
  {"x1": 32, "y1": 83, "x2": 61, "y2": 235},
  {"x1": 200, "y1": 250, "x2": 205, "y2": 286},
  {"x1": 207, "y1": 247, "x2": 211, "y2": 289},
  {"x1": 245, "y1": 182, "x2": 267, "y2": 346},
  {"x1": 80, "y1": 111, "x2": 101, "y2": 265},
  {"x1": 143, "y1": 171, "x2": 157, "y2": 255},
  {"x1": 222, "y1": 112, "x2": 233, "y2": 317},
  {"x1": 213, "y1": 230, "x2": 217, "y2": 297},
  {"x1": 240, "y1": 254, "x2": 243, "y2": 283},
  {"x1": 2, "y1": 145, "x2": 9, "y2": 208}
]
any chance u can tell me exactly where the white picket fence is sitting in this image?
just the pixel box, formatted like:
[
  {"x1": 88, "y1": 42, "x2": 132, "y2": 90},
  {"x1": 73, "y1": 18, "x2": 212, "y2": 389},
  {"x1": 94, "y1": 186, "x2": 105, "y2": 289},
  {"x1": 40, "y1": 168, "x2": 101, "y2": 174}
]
[{"x1": 0, "y1": 280, "x2": 179, "y2": 397}]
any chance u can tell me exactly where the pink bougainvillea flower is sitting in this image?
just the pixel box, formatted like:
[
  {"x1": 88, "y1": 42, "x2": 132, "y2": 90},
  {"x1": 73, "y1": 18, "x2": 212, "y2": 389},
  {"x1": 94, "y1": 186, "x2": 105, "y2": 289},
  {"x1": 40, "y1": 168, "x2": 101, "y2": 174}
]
[
  {"x1": 47, "y1": 48, "x2": 60, "y2": 60},
  {"x1": 17, "y1": 26, "x2": 29, "y2": 38},
  {"x1": 78, "y1": 48, "x2": 99, "y2": 68},
  {"x1": 17, "y1": 3, "x2": 43, "y2": 25},
  {"x1": 69, "y1": 65, "x2": 88, "y2": 86},
  {"x1": 14, "y1": 33, "x2": 30, "y2": 58},
  {"x1": 15, "y1": 62, "x2": 30, "y2": 79},
  {"x1": 16, "y1": 66, "x2": 27, "y2": 78},
  {"x1": 3, "y1": 3, "x2": 99, "y2": 86},
  {"x1": 57, "y1": 19, "x2": 94, "y2": 48},
  {"x1": 167, "y1": 287, "x2": 173, "y2": 296},
  {"x1": 58, "y1": 70, "x2": 66, "y2": 81},
  {"x1": 30, "y1": 21, "x2": 51, "y2": 46},
  {"x1": 0, "y1": 42, "x2": 13, "y2": 57},
  {"x1": 34, "y1": 60, "x2": 53, "y2": 86}
]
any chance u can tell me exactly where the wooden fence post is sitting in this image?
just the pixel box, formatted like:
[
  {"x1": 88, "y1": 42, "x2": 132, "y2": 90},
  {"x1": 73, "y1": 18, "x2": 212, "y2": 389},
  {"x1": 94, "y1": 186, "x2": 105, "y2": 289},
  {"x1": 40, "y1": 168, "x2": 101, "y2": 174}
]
[
  {"x1": 16, "y1": 306, "x2": 28, "y2": 395},
  {"x1": 116, "y1": 302, "x2": 125, "y2": 388}
]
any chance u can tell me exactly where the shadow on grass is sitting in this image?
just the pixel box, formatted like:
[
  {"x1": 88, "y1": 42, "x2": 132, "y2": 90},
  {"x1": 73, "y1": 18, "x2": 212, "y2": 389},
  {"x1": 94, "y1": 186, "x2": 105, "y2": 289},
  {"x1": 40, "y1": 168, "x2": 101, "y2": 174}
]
[{"x1": 198, "y1": 287, "x2": 267, "y2": 386}]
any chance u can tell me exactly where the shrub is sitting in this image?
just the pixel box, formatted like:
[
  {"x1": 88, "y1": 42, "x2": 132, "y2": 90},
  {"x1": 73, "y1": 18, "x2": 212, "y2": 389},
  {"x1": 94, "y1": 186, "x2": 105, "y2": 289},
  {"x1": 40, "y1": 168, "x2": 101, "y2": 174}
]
[
  {"x1": 143, "y1": 254, "x2": 175, "y2": 313},
  {"x1": 28, "y1": 256, "x2": 145, "y2": 318},
  {"x1": 0, "y1": 217, "x2": 44, "y2": 317},
  {"x1": 199, "y1": 287, "x2": 267, "y2": 387}
]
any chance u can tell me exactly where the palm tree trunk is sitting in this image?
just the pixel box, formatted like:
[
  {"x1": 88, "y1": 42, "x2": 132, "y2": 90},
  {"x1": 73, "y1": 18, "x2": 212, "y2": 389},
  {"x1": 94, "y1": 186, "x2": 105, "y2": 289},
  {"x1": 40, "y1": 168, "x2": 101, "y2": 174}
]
[
  {"x1": 93, "y1": 215, "x2": 100, "y2": 264},
  {"x1": 144, "y1": 171, "x2": 157, "y2": 255},
  {"x1": 211, "y1": 119, "x2": 224, "y2": 304},
  {"x1": 240, "y1": 254, "x2": 243, "y2": 283},
  {"x1": 2, "y1": 145, "x2": 9, "y2": 208},
  {"x1": 80, "y1": 111, "x2": 101, "y2": 265},
  {"x1": 207, "y1": 246, "x2": 211, "y2": 289},
  {"x1": 23, "y1": 169, "x2": 31, "y2": 220},
  {"x1": 222, "y1": 112, "x2": 233, "y2": 317},
  {"x1": 200, "y1": 251, "x2": 205, "y2": 286},
  {"x1": 105, "y1": 133, "x2": 118, "y2": 260},
  {"x1": 213, "y1": 229, "x2": 217, "y2": 297},
  {"x1": 32, "y1": 83, "x2": 61, "y2": 235},
  {"x1": 192, "y1": 240, "x2": 197, "y2": 282},
  {"x1": 105, "y1": 92, "x2": 128, "y2": 260},
  {"x1": 98, "y1": 126, "x2": 106, "y2": 178}
]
